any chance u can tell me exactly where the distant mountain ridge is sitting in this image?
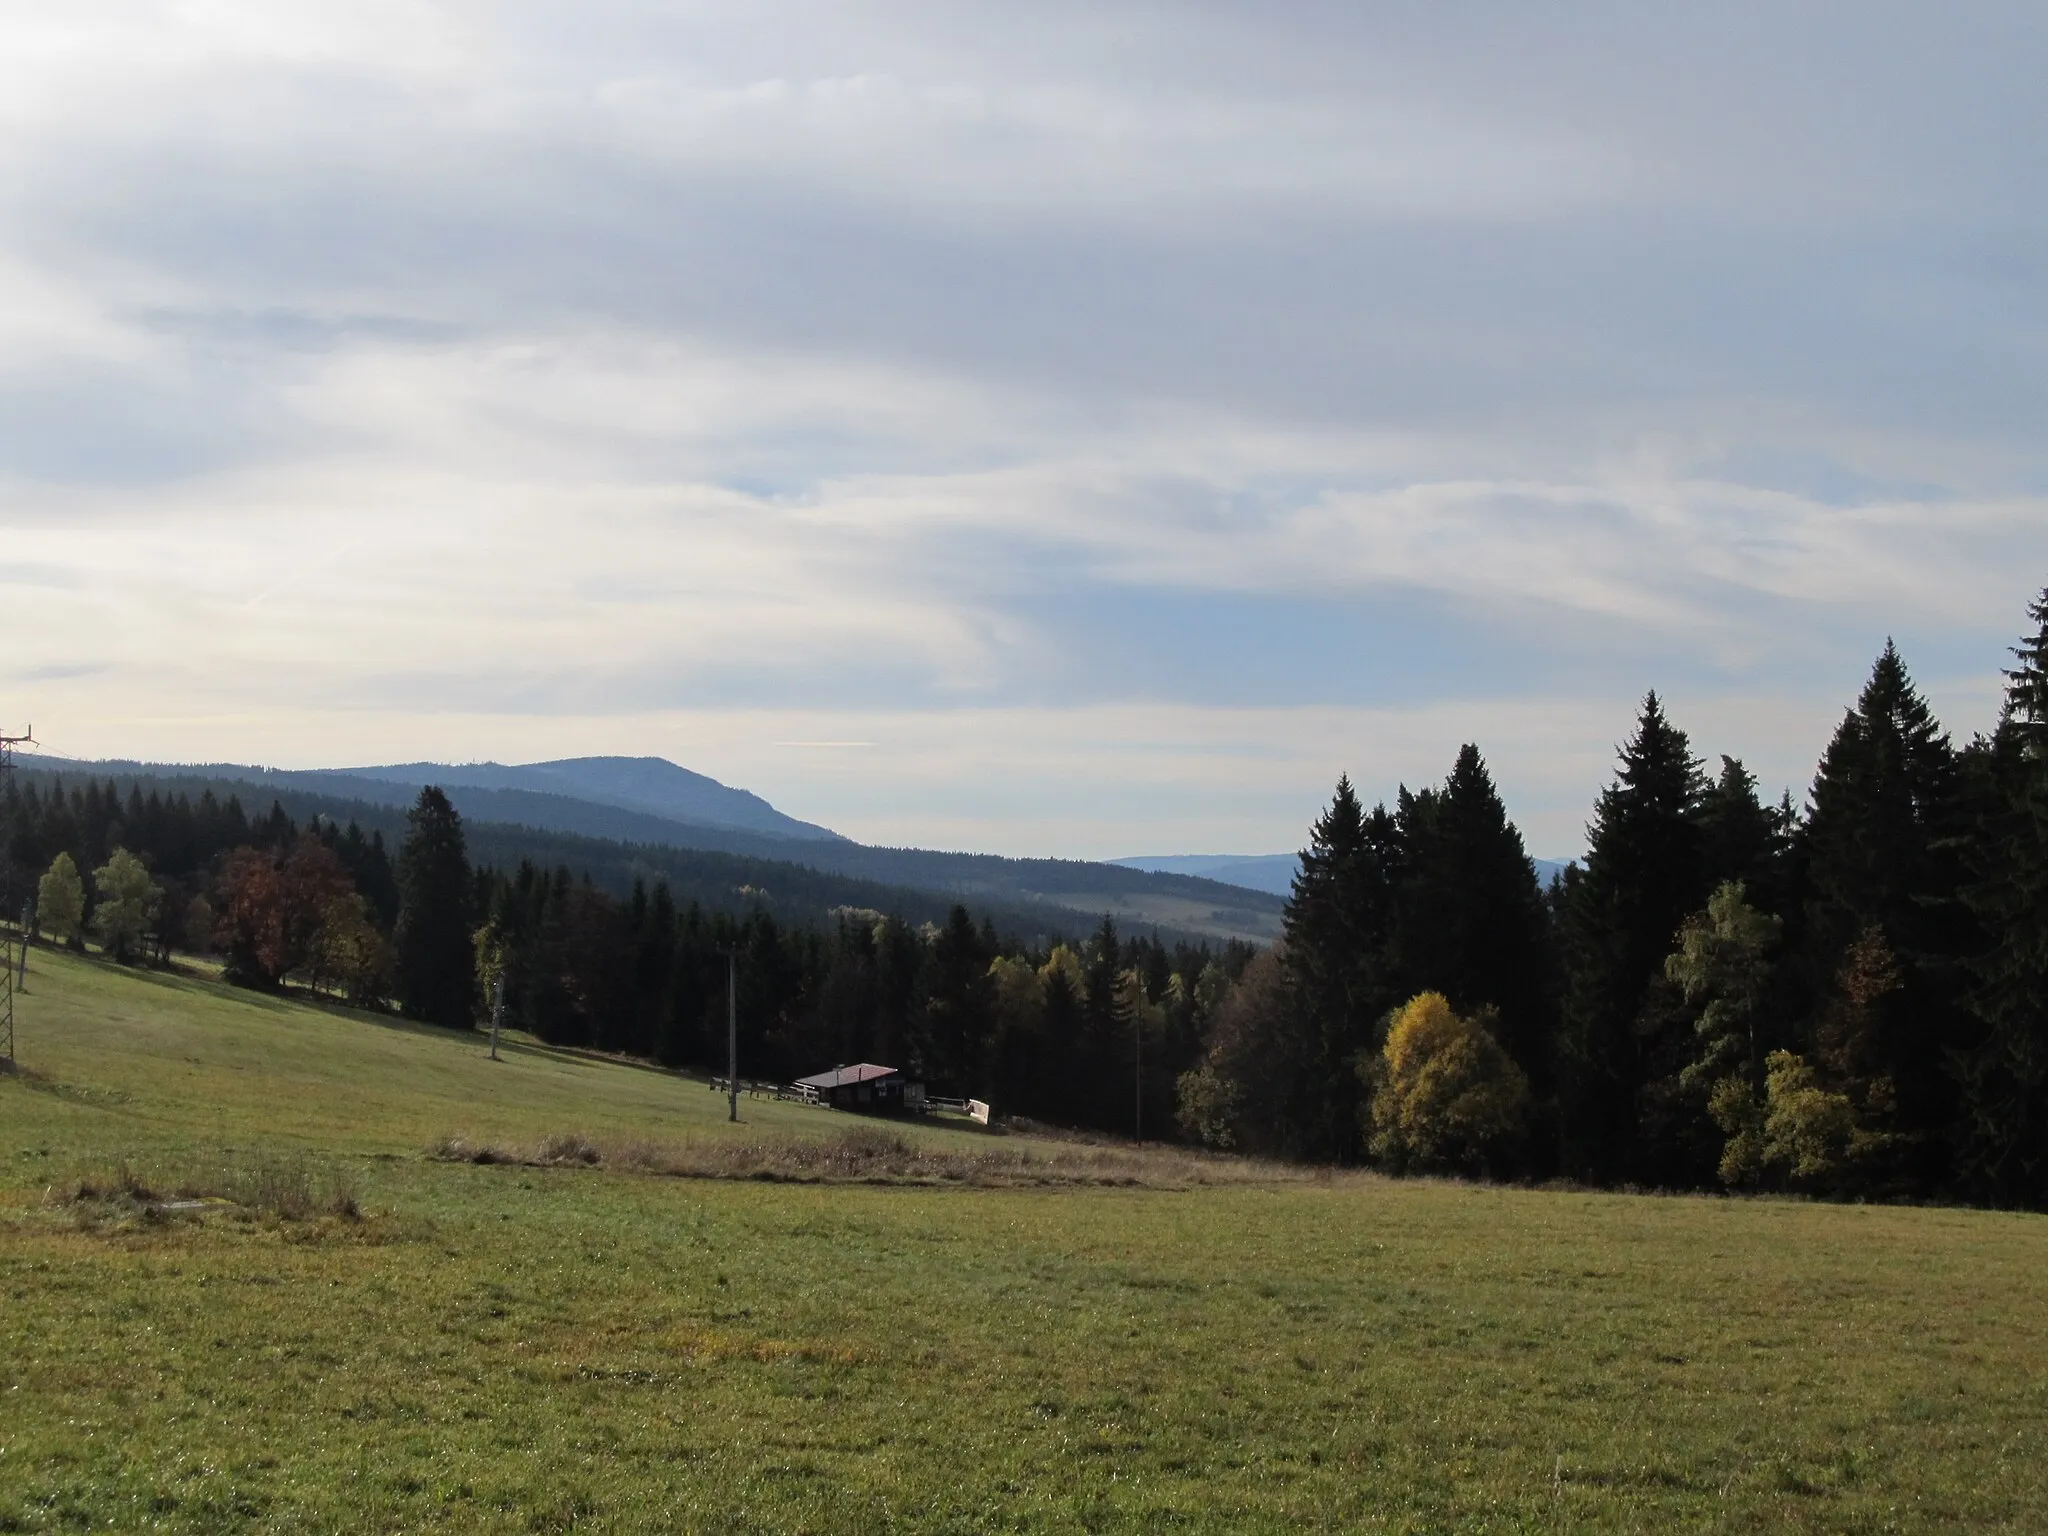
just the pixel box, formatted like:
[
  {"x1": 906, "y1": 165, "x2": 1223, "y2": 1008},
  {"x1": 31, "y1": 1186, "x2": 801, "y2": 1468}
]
[
  {"x1": 21, "y1": 753, "x2": 1285, "y2": 944},
  {"x1": 1111, "y1": 854, "x2": 1300, "y2": 897},
  {"x1": 327, "y1": 756, "x2": 843, "y2": 842}
]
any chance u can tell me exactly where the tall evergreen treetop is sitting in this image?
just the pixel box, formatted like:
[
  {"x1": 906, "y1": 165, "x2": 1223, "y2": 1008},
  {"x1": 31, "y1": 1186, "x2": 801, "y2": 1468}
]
[
  {"x1": 1282, "y1": 774, "x2": 1402, "y2": 1160},
  {"x1": 1698, "y1": 756, "x2": 1792, "y2": 907},
  {"x1": 1800, "y1": 641, "x2": 1973, "y2": 1186},
  {"x1": 1570, "y1": 691, "x2": 1710, "y2": 1002},
  {"x1": 1803, "y1": 641, "x2": 1961, "y2": 962},
  {"x1": 1393, "y1": 745, "x2": 1555, "y2": 1092},
  {"x1": 1556, "y1": 692, "x2": 1709, "y2": 1179},
  {"x1": 394, "y1": 786, "x2": 477, "y2": 1029}
]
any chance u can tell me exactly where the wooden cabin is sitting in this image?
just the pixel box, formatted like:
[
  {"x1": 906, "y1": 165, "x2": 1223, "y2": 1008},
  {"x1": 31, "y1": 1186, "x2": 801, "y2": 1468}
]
[{"x1": 791, "y1": 1063, "x2": 925, "y2": 1114}]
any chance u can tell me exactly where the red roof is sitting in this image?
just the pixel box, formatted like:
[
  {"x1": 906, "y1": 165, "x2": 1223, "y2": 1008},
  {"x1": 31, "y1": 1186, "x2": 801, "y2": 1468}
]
[{"x1": 794, "y1": 1063, "x2": 902, "y2": 1090}]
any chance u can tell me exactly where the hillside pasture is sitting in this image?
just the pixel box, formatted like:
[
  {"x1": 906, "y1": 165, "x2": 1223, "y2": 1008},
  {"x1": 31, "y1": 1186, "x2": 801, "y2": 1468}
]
[{"x1": 4, "y1": 950, "x2": 2047, "y2": 1531}]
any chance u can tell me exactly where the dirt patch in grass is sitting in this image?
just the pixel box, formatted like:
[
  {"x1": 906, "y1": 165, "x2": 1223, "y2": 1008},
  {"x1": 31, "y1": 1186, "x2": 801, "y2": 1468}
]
[{"x1": 428, "y1": 1124, "x2": 1293, "y2": 1190}]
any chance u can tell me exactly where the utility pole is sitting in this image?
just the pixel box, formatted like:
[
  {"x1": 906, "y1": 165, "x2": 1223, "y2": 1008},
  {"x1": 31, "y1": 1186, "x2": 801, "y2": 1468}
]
[
  {"x1": 1135, "y1": 1008, "x2": 1143, "y2": 1143},
  {"x1": 489, "y1": 973, "x2": 504, "y2": 1061},
  {"x1": 0, "y1": 729, "x2": 32, "y2": 1034},
  {"x1": 725, "y1": 947, "x2": 739, "y2": 1123}
]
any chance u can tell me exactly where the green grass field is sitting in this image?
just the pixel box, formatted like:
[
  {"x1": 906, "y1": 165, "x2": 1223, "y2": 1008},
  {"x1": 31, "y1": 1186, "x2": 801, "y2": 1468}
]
[{"x1": 5, "y1": 949, "x2": 2048, "y2": 1532}]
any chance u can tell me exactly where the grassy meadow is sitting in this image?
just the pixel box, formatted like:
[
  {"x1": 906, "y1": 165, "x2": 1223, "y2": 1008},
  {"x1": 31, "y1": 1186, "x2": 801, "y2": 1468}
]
[{"x1": 4, "y1": 949, "x2": 2048, "y2": 1532}]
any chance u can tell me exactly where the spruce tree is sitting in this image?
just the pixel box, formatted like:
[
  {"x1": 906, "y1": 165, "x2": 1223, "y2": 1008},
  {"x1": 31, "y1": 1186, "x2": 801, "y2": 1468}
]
[
  {"x1": 922, "y1": 904, "x2": 996, "y2": 1095},
  {"x1": 1392, "y1": 745, "x2": 1556, "y2": 1100},
  {"x1": 1803, "y1": 643, "x2": 1963, "y2": 958},
  {"x1": 1283, "y1": 776, "x2": 1400, "y2": 1159},
  {"x1": 1698, "y1": 756, "x2": 1792, "y2": 908},
  {"x1": 393, "y1": 786, "x2": 477, "y2": 1029},
  {"x1": 1555, "y1": 693, "x2": 1709, "y2": 1180},
  {"x1": 1958, "y1": 588, "x2": 2048, "y2": 1203},
  {"x1": 1038, "y1": 961, "x2": 1086, "y2": 1124},
  {"x1": 1082, "y1": 918, "x2": 1132, "y2": 1129},
  {"x1": 1799, "y1": 642, "x2": 1970, "y2": 1181}
]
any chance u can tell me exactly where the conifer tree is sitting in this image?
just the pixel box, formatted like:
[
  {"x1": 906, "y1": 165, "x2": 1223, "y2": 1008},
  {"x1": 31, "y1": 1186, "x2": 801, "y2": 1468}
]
[
  {"x1": 1392, "y1": 745, "x2": 1556, "y2": 1097},
  {"x1": 922, "y1": 904, "x2": 996, "y2": 1095},
  {"x1": 1037, "y1": 959, "x2": 1086, "y2": 1123},
  {"x1": 1698, "y1": 756, "x2": 1793, "y2": 908},
  {"x1": 1555, "y1": 693, "x2": 1708, "y2": 1179},
  {"x1": 394, "y1": 787, "x2": 477, "y2": 1028},
  {"x1": 632, "y1": 881, "x2": 677, "y2": 1059},
  {"x1": 1800, "y1": 642, "x2": 1971, "y2": 1179},
  {"x1": 1081, "y1": 918, "x2": 1132, "y2": 1128},
  {"x1": 1958, "y1": 588, "x2": 2048, "y2": 1202},
  {"x1": 1803, "y1": 643, "x2": 1963, "y2": 956},
  {"x1": 1282, "y1": 776, "x2": 1401, "y2": 1159}
]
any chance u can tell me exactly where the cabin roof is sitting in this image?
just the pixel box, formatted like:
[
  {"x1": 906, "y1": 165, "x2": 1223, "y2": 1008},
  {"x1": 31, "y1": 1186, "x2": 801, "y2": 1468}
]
[{"x1": 793, "y1": 1062, "x2": 902, "y2": 1090}]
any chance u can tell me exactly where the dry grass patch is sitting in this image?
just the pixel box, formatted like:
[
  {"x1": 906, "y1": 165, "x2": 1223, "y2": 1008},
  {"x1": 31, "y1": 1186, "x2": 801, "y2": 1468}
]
[
  {"x1": 429, "y1": 1123, "x2": 1293, "y2": 1189},
  {"x1": 57, "y1": 1151, "x2": 363, "y2": 1228}
]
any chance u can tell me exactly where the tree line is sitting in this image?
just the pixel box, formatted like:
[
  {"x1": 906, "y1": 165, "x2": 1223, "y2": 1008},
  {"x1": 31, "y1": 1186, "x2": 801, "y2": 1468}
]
[
  {"x1": 2, "y1": 775, "x2": 1253, "y2": 1129},
  {"x1": 11, "y1": 582, "x2": 2048, "y2": 1208},
  {"x1": 1178, "y1": 586, "x2": 2048, "y2": 1208}
]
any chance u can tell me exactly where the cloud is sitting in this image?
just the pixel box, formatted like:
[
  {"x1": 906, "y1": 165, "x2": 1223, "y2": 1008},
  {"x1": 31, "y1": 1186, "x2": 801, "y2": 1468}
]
[{"x1": 0, "y1": 2, "x2": 2042, "y2": 856}]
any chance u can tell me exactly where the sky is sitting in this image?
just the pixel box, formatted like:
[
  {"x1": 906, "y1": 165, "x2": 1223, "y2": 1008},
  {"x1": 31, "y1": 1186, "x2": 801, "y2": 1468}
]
[{"x1": 3, "y1": 2, "x2": 2045, "y2": 860}]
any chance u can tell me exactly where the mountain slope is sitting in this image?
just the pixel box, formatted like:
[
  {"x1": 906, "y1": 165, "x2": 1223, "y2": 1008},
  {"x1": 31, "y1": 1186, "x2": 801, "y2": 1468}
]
[
  {"x1": 1113, "y1": 854, "x2": 1300, "y2": 897},
  {"x1": 21, "y1": 756, "x2": 1283, "y2": 943},
  {"x1": 327, "y1": 756, "x2": 841, "y2": 841}
]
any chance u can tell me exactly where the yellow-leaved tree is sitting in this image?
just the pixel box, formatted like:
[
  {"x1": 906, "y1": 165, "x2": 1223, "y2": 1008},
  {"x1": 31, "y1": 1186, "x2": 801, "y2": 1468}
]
[
  {"x1": 1367, "y1": 991, "x2": 1530, "y2": 1174},
  {"x1": 37, "y1": 852, "x2": 86, "y2": 948}
]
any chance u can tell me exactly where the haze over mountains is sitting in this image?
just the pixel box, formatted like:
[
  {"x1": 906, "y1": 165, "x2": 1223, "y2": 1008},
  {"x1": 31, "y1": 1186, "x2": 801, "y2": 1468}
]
[{"x1": 1115, "y1": 852, "x2": 1572, "y2": 897}]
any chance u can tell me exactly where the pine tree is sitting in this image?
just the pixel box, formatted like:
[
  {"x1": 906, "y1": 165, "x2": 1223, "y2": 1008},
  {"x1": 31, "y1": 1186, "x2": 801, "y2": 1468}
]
[
  {"x1": 1958, "y1": 588, "x2": 2048, "y2": 1203},
  {"x1": 393, "y1": 787, "x2": 477, "y2": 1028},
  {"x1": 1555, "y1": 693, "x2": 1709, "y2": 1180}
]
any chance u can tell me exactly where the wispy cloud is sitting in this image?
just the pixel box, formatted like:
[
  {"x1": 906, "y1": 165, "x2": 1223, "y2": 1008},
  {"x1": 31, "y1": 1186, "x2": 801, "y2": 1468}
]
[{"x1": 0, "y1": 2, "x2": 2042, "y2": 855}]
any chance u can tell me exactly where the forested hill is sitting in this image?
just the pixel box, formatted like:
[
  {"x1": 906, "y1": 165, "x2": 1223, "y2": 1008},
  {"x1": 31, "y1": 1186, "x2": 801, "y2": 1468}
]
[
  {"x1": 325, "y1": 756, "x2": 845, "y2": 842},
  {"x1": 11, "y1": 760, "x2": 1280, "y2": 945}
]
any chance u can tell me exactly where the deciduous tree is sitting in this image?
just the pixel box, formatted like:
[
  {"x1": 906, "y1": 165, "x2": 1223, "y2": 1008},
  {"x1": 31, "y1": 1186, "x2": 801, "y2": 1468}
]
[
  {"x1": 1366, "y1": 991, "x2": 1529, "y2": 1175},
  {"x1": 90, "y1": 847, "x2": 160, "y2": 963},
  {"x1": 36, "y1": 852, "x2": 84, "y2": 948}
]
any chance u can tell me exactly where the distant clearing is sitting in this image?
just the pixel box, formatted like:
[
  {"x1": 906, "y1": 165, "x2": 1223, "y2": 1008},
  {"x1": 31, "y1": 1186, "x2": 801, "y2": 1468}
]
[{"x1": 4, "y1": 950, "x2": 2046, "y2": 1531}]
